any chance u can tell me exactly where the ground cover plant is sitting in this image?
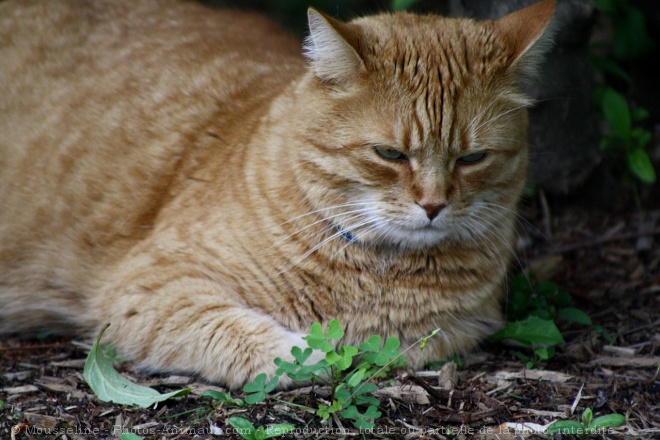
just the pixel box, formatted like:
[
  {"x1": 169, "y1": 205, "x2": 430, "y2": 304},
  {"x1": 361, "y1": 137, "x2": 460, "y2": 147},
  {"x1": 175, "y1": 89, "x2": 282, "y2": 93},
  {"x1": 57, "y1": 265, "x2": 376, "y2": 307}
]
[{"x1": 2, "y1": 204, "x2": 658, "y2": 438}]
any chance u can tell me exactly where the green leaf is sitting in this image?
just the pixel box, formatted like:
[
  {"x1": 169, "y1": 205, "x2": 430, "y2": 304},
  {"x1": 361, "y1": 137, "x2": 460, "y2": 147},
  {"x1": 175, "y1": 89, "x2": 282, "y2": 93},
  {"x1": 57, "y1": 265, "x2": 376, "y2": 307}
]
[
  {"x1": 612, "y1": 8, "x2": 654, "y2": 60},
  {"x1": 627, "y1": 148, "x2": 657, "y2": 183},
  {"x1": 534, "y1": 346, "x2": 553, "y2": 361},
  {"x1": 553, "y1": 290, "x2": 573, "y2": 308},
  {"x1": 243, "y1": 373, "x2": 278, "y2": 405},
  {"x1": 359, "y1": 335, "x2": 382, "y2": 353},
  {"x1": 582, "y1": 407, "x2": 594, "y2": 427},
  {"x1": 201, "y1": 390, "x2": 244, "y2": 407},
  {"x1": 591, "y1": 54, "x2": 632, "y2": 84},
  {"x1": 326, "y1": 344, "x2": 358, "y2": 371},
  {"x1": 120, "y1": 434, "x2": 143, "y2": 440},
  {"x1": 346, "y1": 368, "x2": 366, "y2": 388},
  {"x1": 588, "y1": 413, "x2": 626, "y2": 430},
  {"x1": 83, "y1": 325, "x2": 191, "y2": 408},
  {"x1": 557, "y1": 307, "x2": 593, "y2": 325},
  {"x1": 364, "y1": 337, "x2": 401, "y2": 367},
  {"x1": 490, "y1": 316, "x2": 565, "y2": 346},
  {"x1": 263, "y1": 424, "x2": 295, "y2": 439},
  {"x1": 602, "y1": 87, "x2": 631, "y2": 141},
  {"x1": 593, "y1": 325, "x2": 615, "y2": 344},
  {"x1": 228, "y1": 417, "x2": 256, "y2": 440},
  {"x1": 326, "y1": 319, "x2": 345, "y2": 339},
  {"x1": 305, "y1": 321, "x2": 342, "y2": 353},
  {"x1": 392, "y1": 0, "x2": 420, "y2": 11},
  {"x1": 546, "y1": 420, "x2": 584, "y2": 434},
  {"x1": 631, "y1": 107, "x2": 650, "y2": 122}
]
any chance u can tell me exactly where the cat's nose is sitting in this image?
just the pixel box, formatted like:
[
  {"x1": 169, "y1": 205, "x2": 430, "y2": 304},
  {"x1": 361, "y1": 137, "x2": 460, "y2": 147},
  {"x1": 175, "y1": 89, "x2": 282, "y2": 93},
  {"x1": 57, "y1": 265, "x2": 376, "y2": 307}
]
[{"x1": 420, "y1": 202, "x2": 446, "y2": 221}]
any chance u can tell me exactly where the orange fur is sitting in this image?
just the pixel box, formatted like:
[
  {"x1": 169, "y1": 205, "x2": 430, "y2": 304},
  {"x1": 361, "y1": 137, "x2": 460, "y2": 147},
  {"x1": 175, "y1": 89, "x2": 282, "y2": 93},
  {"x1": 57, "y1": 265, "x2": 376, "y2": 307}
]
[{"x1": 0, "y1": 0, "x2": 555, "y2": 388}]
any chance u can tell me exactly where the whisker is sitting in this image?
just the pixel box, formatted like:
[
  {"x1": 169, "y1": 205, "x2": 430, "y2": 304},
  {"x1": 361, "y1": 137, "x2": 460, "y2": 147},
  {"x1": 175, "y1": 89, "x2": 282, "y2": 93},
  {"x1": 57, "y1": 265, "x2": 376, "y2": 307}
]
[{"x1": 473, "y1": 102, "x2": 533, "y2": 133}]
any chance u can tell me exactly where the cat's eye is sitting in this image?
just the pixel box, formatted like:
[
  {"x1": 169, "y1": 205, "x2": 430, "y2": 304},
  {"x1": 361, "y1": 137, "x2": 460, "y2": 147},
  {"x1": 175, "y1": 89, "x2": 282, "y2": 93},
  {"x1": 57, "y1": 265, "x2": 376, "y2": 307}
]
[
  {"x1": 456, "y1": 151, "x2": 487, "y2": 165},
  {"x1": 374, "y1": 146, "x2": 407, "y2": 161}
]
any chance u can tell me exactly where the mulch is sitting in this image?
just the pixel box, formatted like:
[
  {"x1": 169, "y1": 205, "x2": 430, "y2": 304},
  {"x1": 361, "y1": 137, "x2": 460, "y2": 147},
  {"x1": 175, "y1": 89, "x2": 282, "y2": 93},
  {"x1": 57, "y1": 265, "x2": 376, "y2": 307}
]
[{"x1": 2, "y1": 197, "x2": 659, "y2": 439}]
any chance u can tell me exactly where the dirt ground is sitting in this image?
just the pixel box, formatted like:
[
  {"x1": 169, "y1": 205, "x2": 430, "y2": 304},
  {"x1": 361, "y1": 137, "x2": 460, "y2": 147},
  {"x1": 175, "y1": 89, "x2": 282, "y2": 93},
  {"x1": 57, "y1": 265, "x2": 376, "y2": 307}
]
[{"x1": 1, "y1": 196, "x2": 659, "y2": 440}]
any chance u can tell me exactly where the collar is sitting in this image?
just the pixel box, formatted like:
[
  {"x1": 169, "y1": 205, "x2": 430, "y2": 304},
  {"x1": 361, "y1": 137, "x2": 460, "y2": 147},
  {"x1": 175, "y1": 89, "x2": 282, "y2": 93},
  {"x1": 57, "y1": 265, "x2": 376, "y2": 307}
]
[{"x1": 336, "y1": 224, "x2": 358, "y2": 243}]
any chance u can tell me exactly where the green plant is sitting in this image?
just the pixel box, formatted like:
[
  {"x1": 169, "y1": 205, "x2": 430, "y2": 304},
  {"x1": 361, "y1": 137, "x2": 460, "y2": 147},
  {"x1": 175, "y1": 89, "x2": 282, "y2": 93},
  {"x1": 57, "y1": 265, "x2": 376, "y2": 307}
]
[
  {"x1": 201, "y1": 389, "x2": 245, "y2": 407},
  {"x1": 547, "y1": 407, "x2": 625, "y2": 439},
  {"x1": 592, "y1": 0, "x2": 656, "y2": 190},
  {"x1": 241, "y1": 320, "x2": 438, "y2": 430},
  {"x1": 228, "y1": 416, "x2": 295, "y2": 440},
  {"x1": 119, "y1": 434, "x2": 143, "y2": 440},
  {"x1": 83, "y1": 325, "x2": 191, "y2": 407},
  {"x1": 391, "y1": 0, "x2": 420, "y2": 11},
  {"x1": 600, "y1": 87, "x2": 655, "y2": 184},
  {"x1": 491, "y1": 275, "x2": 604, "y2": 367}
]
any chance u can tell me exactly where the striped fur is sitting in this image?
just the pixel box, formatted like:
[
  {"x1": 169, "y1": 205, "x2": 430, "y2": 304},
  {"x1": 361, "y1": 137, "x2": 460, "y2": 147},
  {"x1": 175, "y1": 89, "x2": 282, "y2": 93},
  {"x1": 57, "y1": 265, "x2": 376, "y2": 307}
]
[{"x1": 0, "y1": 0, "x2": 555, "y2": 388}]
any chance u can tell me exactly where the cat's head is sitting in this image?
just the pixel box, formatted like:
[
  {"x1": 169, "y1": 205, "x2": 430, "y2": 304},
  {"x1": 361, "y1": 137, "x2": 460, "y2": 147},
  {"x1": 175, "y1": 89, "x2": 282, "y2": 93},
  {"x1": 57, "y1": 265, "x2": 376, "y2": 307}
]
[{"x1": 294, "y1": 0, "x2": 555, "y2": 251}]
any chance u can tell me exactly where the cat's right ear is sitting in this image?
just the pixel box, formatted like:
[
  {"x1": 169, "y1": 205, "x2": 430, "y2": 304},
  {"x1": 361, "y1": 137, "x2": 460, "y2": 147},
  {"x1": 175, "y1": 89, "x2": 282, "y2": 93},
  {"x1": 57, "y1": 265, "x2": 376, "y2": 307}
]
[{"x1": 303, "y1": 8, "x2": 366, "y2": 86}]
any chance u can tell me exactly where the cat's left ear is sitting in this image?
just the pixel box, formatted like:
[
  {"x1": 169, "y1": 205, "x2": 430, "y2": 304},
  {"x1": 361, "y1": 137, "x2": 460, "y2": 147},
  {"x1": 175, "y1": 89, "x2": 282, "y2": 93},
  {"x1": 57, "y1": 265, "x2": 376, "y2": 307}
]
[
  {"x1": 303, "y1": 8, "x2": 366, "y2": 85},
  {"x1": 494, "y1": 0, "x2": 556, "y2": 78}
]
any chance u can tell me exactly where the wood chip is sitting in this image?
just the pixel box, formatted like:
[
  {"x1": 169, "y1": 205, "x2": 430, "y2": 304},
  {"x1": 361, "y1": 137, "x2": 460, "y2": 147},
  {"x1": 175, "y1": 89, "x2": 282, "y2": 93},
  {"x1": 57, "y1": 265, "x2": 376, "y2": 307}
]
[
  {"x1": 375, "y1": 385, "x2": 430, "y2": 405},
  {"x1": 602, "y1": 345, "x2": 637, "y2": 357},
  {"x1": 490, "y1": 369, "x2": 574, "y2": 383},
  {"x1": 24, "y1": 412, "x2": 58, "y2": 430},
  {"x1": 438, "y1": 361, "x2": 458, "y2": 390},
  {"x1": 51, "y1": 359, "x2": 87, "y2": 368},
  {"x1": 3, "y1": 371, "x2": 34, "y2": 381},
  {"x1": 2, "y1": 385, "x2": 39, "y2": 394},
  {"x1": 588, "y1": 356, "x2": 660, "y2": 368}
]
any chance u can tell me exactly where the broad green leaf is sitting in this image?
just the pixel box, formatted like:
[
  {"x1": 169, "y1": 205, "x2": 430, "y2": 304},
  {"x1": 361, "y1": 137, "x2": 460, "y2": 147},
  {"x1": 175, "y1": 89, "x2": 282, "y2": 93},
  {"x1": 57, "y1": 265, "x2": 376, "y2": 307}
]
[
  {"x1": 589, "y1": 413, "x2": 626, "y2": 429},
  {"x1": 557, "y1": 307, "x2": 593, "y2": 325},
  {"x1": 546, "y1": 420, "x2": 584, "y2": 434},
  {"x1": 602, "y1": 87, "x2": 631, "y2": 141},
  {"x1": 201, "y1": 390, "x2": 230, "y2": 401},
  {"x1": 594, "y1": 0, "x2": 615, "y2": 13},
  {"x1": 254, "y1": 426, "x2": 267, "y2": 440},
  {"x1": 489, "y1": 316, "x2": 565, "y2": 346},
  {"x1": 627, "y1": 148, "x2": 657, "y2": 183},
  {"x1": 631, "y1": 128, "x2": 652, "y2": 147},
  {"x1": 536, "y1": 280, "x2": 558, "y2": 297},
  {"x1": 631, "y1": 107, "x2": 650, "y2": 122},
  {"x1": 612, "y1": 8, "x2": 654, "y2": 60},
  {"x1": 554, "y1": 290, "x2": 573, "y2": 308},
  {"x1": 120, "y1": 434, "x2": 143, "y2": 440},
  {"x1": 533, "y1": 346, "x2": 553, "y2": 361},
  {"x1": 263, "y1": 423, "x2": 296, "y2": 439},
  {"x1": 83, "y1": 326, "x2": 191, "y2": 408},
  {"x1": 228, "y1": 417, "x2": 256, "y2": 439},
  {"x1": 591, "y1": 54, "x2": 632, "y2": 84},
  {"x1": 392, "y1": 0, "x2": 420, "y2": 11}
]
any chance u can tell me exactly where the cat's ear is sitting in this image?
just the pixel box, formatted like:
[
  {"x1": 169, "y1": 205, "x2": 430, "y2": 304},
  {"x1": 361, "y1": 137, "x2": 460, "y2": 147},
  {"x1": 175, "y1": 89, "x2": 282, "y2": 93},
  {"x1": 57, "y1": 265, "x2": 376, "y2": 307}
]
[
  {"x1": 303, "y1": 8, "x2": 366, "y2": 85},
  {"x1": 494, "y1": 0, "x2": 556, "y2": 78}
]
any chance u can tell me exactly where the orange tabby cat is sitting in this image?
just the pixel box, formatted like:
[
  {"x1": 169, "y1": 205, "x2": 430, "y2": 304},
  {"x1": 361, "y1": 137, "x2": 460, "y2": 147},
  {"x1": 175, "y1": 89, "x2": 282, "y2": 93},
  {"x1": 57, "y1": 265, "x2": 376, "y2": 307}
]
[{"x1": 0, "y1": 0, "x2": 555, "y2": 388}]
